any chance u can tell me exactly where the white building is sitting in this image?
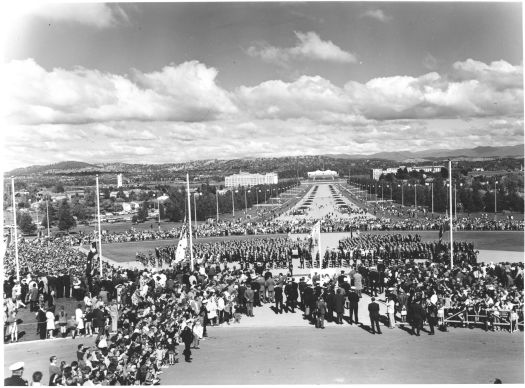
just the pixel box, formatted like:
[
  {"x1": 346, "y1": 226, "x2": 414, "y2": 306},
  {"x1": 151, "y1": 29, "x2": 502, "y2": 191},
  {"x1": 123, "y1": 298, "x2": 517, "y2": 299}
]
[
  {"x1": 225, "y1": 172, "x2": 278, "y2": 187},
  {"x1": 117, "y1": 174, "x2": 123, "y2": 188},
  {"x1": 307, "y1": 170, "x2": 338, "y2": 179},
  {"x1": 371, "y1": 165, "x2": 444, "y2": 180}
]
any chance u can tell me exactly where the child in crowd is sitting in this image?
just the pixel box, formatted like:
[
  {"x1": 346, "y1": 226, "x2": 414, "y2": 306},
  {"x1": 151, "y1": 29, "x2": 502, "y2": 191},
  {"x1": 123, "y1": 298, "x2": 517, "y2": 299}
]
[
  {"x1": 234, "y1": 305, "x2": 242, "y2": 323},
  {"x1": 192, "y1": 320, "x2": 203, "y2": 349}
]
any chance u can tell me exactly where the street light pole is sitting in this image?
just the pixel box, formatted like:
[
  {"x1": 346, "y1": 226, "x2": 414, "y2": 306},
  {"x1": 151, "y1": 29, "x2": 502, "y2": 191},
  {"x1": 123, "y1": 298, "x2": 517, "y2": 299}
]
[
  {"x1": 46, "y1": 198, "x2": 50, "y2": 238},
  {"x1": 216, "y1": 192, "x2": 219, "y2": 222},
  {"x1": 231, "y1": 189, "x2": 235, "y2": 217},
  {"x1": 494, "y1": 181, "x2": 498, "y2": 214},
  {"x1": 244, "y1": 189, "x2": 248, "y2": 215}
]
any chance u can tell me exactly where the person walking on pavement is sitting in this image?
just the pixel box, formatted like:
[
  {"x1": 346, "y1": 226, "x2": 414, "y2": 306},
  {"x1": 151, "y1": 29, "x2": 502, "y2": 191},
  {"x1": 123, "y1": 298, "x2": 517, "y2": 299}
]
[{"x1": 368, "y1": 297, "x2": 382, "y2": 334}]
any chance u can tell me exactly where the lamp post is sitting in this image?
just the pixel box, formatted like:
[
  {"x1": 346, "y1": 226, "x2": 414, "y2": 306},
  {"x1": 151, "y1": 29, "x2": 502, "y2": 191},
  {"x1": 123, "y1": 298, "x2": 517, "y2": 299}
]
[
  {"x1": 231, "y1": 189, "x2": 235, "y2": 217},
  {"x1": 414, "y1": 183, "x2": 417, "y2": 208},
  {"x1": 216, "y1": 191, "x2": 219, "y2": 222},
  {"x1": 494, "y1": 181, "x2": 498, "y2": 214},
  {"x1": 157, "y1": 196, "x2": 161, "y2": 229},
  {"x1": 244, "y1": 189, "x2": 248, "y2": 215},
  {"x1": 256, "y1": 189, "x2": 260, "y2": 205},
  {"x1": 193, "y1": 193, "x2": 197, "y2": 230},
  {"x1": 46, "y1": 198, "x2": 50, "y2": 238},
  {"x1": 398, "y1": 183, "x2": 404, "y2": 206}
]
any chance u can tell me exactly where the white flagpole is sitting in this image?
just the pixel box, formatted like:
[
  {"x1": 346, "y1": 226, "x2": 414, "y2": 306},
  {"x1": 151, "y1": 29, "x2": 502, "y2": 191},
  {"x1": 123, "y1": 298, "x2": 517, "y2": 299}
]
[
  {"x1": 448, "y1": 160, "x2": 454, "y2": 269},
  {"x1": 46, "y1": 199, "x2": 50, "y2": 238},
  {"x1": 186, "y1": 173, "x2": 194, "y2": 272},
  {"x1": 11, "y1": 177, "x2": 20, "y2": 281},
  {"x1": 318, "y1": 221, "x2": 322, "y2": 269},
  {"x1": 96, "y1": 175, "x2": 103, "y2": 277}
]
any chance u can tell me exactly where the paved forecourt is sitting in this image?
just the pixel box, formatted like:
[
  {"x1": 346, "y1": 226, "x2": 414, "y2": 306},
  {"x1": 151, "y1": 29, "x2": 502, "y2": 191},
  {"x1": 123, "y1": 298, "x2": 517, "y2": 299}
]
[{"x1": 5, "y1": 299, "x2": 523, "y2": 384}]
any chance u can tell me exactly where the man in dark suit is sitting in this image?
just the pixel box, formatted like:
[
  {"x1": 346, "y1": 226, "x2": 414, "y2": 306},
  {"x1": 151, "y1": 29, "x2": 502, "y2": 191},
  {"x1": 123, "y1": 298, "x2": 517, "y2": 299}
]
[
  {"x1": 368, "y1": 297, "x2": 382, "y2": 334},
  {"x1": 348, "y1": 286, "x2": 360, "y2": 325},
  {"x1": 274, "y1": 284, "x2": 284, "y2": 314},
  {"x1": 36, "y1": 305, "x2": 47, "y2": 340},
  {"x1": 410, "y1": 300, "x2": 425, "y2": 336}
]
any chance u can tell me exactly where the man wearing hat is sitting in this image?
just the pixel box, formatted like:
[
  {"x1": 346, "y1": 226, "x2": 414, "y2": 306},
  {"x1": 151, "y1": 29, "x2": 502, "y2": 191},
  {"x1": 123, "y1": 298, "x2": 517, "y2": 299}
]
[
  {"x1": 348, "y1": 286, "x2": 360, "y2": 325},
  {"x1": 5, "y1": 362, "x2": 28, "y2": 386}
]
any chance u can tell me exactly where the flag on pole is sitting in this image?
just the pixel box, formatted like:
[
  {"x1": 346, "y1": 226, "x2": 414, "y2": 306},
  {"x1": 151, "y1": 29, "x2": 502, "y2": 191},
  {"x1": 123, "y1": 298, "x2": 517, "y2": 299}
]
[{"x1": 174, "y1": 222, "x2": 188, "y2": 264}]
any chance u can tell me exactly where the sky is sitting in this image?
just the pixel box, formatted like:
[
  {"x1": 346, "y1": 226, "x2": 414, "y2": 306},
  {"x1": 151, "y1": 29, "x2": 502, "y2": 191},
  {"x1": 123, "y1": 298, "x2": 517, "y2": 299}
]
[{"x1": 2, "y1": 2, "x2": 523, "y2": 170}]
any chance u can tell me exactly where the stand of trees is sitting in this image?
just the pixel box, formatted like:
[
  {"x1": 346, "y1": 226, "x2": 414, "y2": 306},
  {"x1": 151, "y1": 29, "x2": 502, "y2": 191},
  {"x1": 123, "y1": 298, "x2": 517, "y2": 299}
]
[{"x1": 351, "y1": 173, "x2": 524, "y2": 214}]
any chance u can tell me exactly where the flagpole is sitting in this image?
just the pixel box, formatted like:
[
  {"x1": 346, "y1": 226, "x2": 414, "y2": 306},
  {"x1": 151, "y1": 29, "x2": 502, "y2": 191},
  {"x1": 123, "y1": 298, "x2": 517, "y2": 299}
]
[
  {"x1": 96, "y1": 175, "x2": 103, "y2": 277},
  {"x1": 186, "y1": 173, "x2": 194, "y2": 272},
  {"x1": 46, "y1": 198, "x2": 50, "y2": 238},
  {"x1": 11, "y1": 177, "x2": 20, "y2": 282},
  {"x1": 448, "y1": 160, "x2": 454, "y2": 269},
  {"x1": 318, "y1": 221, "x2": 322, "y2": 269}
]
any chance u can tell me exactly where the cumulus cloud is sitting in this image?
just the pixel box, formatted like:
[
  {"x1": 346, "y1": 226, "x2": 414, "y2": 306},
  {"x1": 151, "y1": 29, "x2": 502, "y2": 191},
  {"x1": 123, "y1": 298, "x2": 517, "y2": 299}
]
[
  {"x1": 4, "y1": 59, "x2": 237, "y2": 125},
  {"x1": 235, "y1": 59, "x2": 522, "y2": 122},
  {"x1": 247, "y1": 31, "x2": 357, "y2": 65},
  {"x1": 361, "y1": 9, "x2": 391, "y2": 22},
  {"x1": 3, "y1": 57, "x2": 523, "y2": 170}
]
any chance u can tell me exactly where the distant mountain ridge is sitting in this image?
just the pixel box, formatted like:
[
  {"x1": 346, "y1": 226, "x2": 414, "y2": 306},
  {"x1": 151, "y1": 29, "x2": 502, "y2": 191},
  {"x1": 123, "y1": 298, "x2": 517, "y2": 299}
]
[
  {"x1": 327, "y1": 144, "x2": 524, "y2": 161},
  {"x1": 6, "y1": 144, "x2": 523, "y2": 176}
]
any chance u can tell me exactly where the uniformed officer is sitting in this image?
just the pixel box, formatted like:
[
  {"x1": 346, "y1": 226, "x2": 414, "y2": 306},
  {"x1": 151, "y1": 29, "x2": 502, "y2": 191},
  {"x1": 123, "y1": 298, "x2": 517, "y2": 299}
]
[{"x1": 4, "y1": 362, "x2": 28, "y2": 386}]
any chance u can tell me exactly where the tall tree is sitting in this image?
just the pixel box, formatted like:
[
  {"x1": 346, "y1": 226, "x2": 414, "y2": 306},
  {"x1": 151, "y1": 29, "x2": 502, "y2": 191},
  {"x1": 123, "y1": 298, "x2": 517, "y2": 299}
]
[
  {"x1": 137, "y1": 201, "x2": 149, "y2": 222},
  {"x1": 57, "y1": 199, "x2": 76, "y2": 231},
  {"x1": 17, "y1": 212, "x2": 37, "y2": 235}
]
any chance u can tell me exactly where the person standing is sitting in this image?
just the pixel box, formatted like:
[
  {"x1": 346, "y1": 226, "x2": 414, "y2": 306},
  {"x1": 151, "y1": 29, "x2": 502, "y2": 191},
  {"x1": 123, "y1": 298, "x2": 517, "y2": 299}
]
[
  {"x1": 109, "y1": 300, "x2": 119, "y2": 333},
  {"x1": 386, "y1": 295, "x2": 396, "y2": 329},
  {"x1": 265, "y1": 276, "x2": 275, "y2": 303},
  {"x1": 4, "y1": 362, "x2": 28, "y2": 386},
  {"x1": 426, "y1": 298, "x2": 437, "y2": 335},
  {"x1": 36, "y1": 305, "x2": 47, "y2": 340},
  {"x1": 334, "y1": 288, "x2": 346, "y2": 324},
  {"x1": 347, "y1": 286, "x2": 360, "y2": 325},
  {"x1": 28, "y1": 284, "x2": 39, "y2": 312},
  {"x1": 46, "y1": 308, "x2": 56, "y2": 339},
  {"x1": 353, "y1": 271, "x2": 363, "y2": 298},
  {"x1": 368, "y1": 297, "x2": 382, "y2": 334},
  {"x1": 274, "y1": 284, "x2": 284, "y2": 314},
  {"x1": 410, "y1": 299, "x2": 425, "y2": 336},
  {"x1": 316, "y1": 296, "x2": 327, "y2": 329},
  {"x1": 244, "y1": 287, "x2": 255, "y2": 317},
  {"x1": 181, "y1": 321, "x2": 194, "y2": 362}
]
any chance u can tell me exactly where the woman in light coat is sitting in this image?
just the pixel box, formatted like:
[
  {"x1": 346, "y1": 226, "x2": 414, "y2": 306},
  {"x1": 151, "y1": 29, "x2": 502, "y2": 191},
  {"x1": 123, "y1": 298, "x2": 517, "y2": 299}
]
[{"x1": 46, "y1": 309, "x2": 56, "y2": 339}]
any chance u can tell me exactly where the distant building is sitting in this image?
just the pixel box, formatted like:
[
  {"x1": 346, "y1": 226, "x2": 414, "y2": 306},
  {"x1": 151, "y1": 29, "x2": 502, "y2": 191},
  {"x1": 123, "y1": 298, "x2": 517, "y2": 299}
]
[
  {"x1": 65, "y1": 189, "x2": 85, "y2": 199},
  {"x1": 307, "y1": 170, "x2": 338, "y2": 180},
  {"x1": 117, "y1": 174, "x2": 123, "y2": 188},
  {"x1": 122, "y1": 202, "x2": 140, "y2": 212},
  {"x1": 371, "y1": 165, "x2": 444, "y2": 180},
  {"x1": 225, "y1": 172, "x2": 278, "y2": 187}
]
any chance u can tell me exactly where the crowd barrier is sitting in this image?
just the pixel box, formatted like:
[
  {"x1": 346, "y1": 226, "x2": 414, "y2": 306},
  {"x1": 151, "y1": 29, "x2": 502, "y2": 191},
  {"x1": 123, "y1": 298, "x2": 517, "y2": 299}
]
[{"x1": 442, "y1": 307, "x2": 523, "y2": 332}]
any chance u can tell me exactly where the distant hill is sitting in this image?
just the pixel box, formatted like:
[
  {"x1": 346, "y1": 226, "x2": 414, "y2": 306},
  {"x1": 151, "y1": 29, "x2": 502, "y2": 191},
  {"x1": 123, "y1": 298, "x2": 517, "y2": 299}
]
[
  {"x1": 6, "y1": 144, "x2": 523, "y2": 177},
  {"x1": 8, "y1": 161, "x2": 100, "y2": 176},
  {"x1": 326, "y1": 144, "x2": 524, "y2": 162}
]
